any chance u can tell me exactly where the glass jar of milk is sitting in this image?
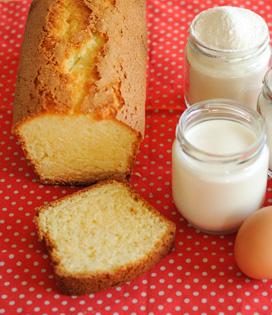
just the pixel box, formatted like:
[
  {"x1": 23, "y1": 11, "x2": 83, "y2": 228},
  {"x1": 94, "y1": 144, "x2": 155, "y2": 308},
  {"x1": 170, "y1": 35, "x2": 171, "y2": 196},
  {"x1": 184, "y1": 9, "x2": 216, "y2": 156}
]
[
  {"x1": 258, "y1": 68, "x2": 272, "y2": 176},
  {"x1": 172, "y1": 100, "x2": 269, "y2": 234},
  {"x1": 184, "y1": 7, "x2": 271, "y2": 110}
]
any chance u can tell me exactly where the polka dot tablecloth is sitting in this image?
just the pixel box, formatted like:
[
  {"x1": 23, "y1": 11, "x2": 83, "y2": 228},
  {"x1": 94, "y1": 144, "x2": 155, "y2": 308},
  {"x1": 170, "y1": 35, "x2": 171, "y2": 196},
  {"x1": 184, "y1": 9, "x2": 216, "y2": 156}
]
[{"x1": 1, "y1": 0, "x2": 272, "y2": 314}]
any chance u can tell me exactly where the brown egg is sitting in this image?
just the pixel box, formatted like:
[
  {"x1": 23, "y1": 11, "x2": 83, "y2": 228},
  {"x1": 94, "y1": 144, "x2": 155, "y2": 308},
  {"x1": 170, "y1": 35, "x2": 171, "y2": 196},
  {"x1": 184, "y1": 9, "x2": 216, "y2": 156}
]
[{"x1": 234, "y1": 206, "x2": 272, "y2": 279}]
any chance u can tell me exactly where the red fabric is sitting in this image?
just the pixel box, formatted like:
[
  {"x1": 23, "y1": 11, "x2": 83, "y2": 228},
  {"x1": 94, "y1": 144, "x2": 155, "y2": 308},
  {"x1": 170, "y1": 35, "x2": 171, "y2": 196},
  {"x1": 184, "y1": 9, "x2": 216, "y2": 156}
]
[{"x1": 1, "y1": 0, "x2": 272, "y2": 314}]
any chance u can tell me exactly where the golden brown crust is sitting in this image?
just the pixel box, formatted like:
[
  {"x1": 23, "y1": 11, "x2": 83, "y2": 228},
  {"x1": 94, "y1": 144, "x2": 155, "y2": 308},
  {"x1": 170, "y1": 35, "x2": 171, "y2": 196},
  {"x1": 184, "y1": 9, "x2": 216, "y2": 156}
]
[
  {"x1": 34, "y1": 180, "x2": 176, "y2": 295},
  {"x1": 13, "y1": 0, "x2": 51, "y2": 125},
  {"x1": 13, "y1": 0, "x2": 146, "y2": 135}
]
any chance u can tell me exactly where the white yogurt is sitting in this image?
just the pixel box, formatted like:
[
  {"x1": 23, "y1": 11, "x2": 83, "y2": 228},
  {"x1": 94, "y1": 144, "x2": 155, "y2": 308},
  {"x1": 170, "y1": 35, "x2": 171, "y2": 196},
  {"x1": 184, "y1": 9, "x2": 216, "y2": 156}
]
[
  {"x1": 172, "y1": 101, "x2": 269, "y2": 234},
  {"x1": 186, "y1": 120, "x2": 256, "y2": 155}
]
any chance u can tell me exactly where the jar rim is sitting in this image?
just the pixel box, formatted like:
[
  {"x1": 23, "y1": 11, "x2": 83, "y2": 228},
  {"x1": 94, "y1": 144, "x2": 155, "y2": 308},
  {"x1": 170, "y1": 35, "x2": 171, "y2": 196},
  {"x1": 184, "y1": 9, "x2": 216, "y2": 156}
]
[
  {"x1": 176, "y1": 100, "x2": 267, "y2": 164},
  {"x1": 263, "y1": 67, "x2": 272, "y2": 99},
  {"x1": 189, "y1": 19, "x2": 270, "y2": 61}
]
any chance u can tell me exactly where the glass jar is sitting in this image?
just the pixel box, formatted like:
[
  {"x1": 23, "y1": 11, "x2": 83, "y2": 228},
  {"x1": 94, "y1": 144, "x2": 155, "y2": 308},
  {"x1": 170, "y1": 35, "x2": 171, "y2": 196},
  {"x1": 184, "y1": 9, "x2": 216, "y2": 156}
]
[
  {"x1": 172, "y1": 100, "x2": 269, "y2": 234},
  {"x1": 258, "y1": 68, "x2": 272, "y2": 176},
  {"x1": 184, "y1": 14, "x2": 271, "y2": 110}
]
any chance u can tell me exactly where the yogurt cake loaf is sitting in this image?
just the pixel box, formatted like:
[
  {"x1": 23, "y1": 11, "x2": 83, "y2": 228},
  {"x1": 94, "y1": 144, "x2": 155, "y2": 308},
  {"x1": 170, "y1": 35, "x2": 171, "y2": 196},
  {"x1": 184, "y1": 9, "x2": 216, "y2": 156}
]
[
  {"x1": 35, "y1": 180, "x2": 176, "y2": 295},
  {"x1": 13, "y1": 0, "x2": 146, "y2": 185}
]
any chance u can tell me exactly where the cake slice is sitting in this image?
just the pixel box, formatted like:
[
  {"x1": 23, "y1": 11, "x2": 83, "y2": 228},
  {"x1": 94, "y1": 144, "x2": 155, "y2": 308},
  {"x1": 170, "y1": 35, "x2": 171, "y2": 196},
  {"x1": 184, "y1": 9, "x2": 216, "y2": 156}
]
[{"x1": 35, "y1": 180, "x2": 176, "y2": 295}]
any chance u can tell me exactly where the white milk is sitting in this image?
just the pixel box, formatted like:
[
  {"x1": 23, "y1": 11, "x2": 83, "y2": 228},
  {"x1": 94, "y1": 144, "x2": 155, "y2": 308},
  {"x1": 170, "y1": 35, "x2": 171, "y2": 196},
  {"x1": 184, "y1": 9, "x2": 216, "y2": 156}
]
[
  {"x1": 172, "y1": 102, "x2": 269, "y2": 234},
  {"x1": 184, "y1": 7, "x2": 271, "y2": 110}
]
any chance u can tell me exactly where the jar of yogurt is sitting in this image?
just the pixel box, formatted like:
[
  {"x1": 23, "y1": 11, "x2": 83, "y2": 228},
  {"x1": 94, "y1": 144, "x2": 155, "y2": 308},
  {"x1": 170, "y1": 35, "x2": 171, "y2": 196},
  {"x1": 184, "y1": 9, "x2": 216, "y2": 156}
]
[
  {"x1": 184, "y1": 6, "x2": 271, "y2": 110},
  {"x1": 172, "y1": 100, "x2": 269, "y2": 234},
  {"x1": 258, "y1": 68, "x2": 272, "y2": 176}
]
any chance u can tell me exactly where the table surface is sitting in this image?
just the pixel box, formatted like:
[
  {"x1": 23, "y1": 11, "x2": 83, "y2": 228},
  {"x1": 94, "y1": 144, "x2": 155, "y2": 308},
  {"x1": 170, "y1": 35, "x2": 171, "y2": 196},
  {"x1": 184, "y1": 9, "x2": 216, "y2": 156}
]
[{"x1": 1, "y1": 0, "x2": 272, "y2": 314}]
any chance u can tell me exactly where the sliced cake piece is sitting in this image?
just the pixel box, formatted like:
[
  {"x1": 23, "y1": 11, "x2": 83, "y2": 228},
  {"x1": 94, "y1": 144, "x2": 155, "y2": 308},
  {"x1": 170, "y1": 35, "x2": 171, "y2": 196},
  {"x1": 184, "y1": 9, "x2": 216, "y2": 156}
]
[{"x1": 35, "y1": 180, "x2": 176, "y2": 295}]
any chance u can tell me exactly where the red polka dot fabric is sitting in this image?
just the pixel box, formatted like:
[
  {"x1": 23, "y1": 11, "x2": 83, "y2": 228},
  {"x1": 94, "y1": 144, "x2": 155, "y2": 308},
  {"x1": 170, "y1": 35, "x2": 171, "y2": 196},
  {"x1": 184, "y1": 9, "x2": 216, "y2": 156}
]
[{"x1": 1, "y1": 0, "x2": 272, "y2": 314}]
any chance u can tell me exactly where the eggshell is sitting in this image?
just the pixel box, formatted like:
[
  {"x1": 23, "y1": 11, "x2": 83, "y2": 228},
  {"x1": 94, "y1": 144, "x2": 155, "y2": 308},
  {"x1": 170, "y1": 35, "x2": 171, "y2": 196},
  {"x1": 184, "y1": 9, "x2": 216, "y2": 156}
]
[{"x1": 234, "y1": 206, "x2": 272, "y2": 279}]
